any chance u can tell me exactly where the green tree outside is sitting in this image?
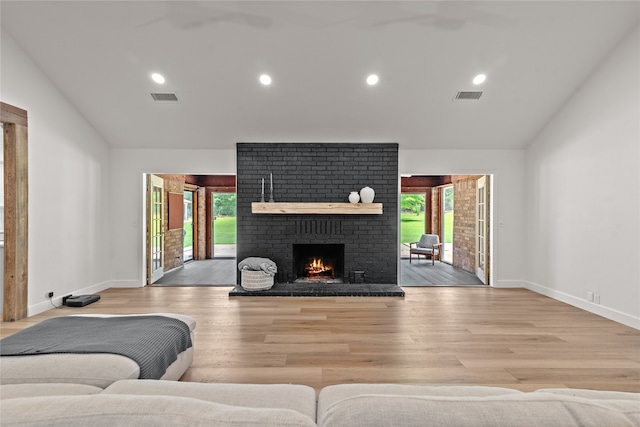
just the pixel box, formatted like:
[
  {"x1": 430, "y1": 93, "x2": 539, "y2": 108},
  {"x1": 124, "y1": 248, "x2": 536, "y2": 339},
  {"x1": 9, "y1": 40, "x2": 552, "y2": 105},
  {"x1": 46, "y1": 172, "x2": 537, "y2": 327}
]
[
  {"x1": 401, "y1": 194, "x2": 425, "y2": 215},
  {"x1": 214, "y1": 193, "x2": 236, "y2": 217},
  {"x1": 401, "y1": 194, "x2": 425, "y2": 244}
]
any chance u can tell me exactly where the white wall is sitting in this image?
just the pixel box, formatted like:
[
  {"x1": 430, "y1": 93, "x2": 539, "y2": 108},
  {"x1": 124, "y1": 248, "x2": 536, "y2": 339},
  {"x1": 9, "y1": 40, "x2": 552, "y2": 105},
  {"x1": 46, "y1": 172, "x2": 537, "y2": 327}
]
[
  {"x1": 1, "y1": 29, "x2": 112, "y2": 315},
  {"x1": 108, "y1": 147, "x2": 526, "y2": 288},
  {"x1": 400, "y1": 149, "x2": 527, "y2": 288},
  {"x1": 525, "y1": 25, "x2": 640, "y2": 329},
  {"x1": 108, "y1": 149, "x2": 235, "y2": 286}
]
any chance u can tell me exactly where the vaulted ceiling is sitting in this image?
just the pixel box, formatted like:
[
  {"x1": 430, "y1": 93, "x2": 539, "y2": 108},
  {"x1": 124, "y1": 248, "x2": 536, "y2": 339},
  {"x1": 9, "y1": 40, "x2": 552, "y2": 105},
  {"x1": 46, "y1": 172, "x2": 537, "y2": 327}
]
[{"x1": 1, "y1": 1, "x2": 638, "y2": 150}]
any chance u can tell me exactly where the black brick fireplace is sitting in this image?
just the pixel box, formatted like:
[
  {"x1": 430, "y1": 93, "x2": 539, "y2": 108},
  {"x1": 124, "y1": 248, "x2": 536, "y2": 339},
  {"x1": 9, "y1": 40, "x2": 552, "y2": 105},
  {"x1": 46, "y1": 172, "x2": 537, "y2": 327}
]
[{"x1": 232, "y1": 142, "x2": 402, "y2": 296}]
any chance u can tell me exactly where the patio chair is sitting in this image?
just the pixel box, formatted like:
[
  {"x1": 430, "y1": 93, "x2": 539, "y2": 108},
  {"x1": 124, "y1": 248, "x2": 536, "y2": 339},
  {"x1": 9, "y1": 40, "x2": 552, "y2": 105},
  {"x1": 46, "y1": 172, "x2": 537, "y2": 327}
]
[{"x1": 409, "y1": 234, "x2": 443, "y2": 265}]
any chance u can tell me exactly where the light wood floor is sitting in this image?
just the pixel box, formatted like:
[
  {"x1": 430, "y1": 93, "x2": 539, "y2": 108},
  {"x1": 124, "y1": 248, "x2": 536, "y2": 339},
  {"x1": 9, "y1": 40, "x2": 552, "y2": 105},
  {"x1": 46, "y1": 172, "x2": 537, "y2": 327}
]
[{"x1": 1, "y1": 287, "x2": 638, "y2": 393}]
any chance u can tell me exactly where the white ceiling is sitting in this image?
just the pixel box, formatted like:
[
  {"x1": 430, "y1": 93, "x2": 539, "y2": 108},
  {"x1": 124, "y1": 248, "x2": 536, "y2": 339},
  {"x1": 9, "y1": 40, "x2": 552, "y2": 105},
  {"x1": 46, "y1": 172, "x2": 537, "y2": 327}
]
[{"x1": 1, "y1": 1, "x2": 638, "y2": 150}]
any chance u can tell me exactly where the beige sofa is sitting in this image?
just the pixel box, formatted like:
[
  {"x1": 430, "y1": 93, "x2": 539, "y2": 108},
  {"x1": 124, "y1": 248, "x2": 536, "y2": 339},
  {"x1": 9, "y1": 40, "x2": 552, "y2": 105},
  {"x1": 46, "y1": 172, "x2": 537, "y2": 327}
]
[
  {"x1": 0, "y1": 380, "x2": 318, "y2": 426},
  {"x1": 0, "y1": 313, "x2": 197, "y2": 388},
  {"x1": 1, "y1": 381, "x2": 639, "y2": 426},
  {"x1": 317, "y1": 384, "x2": 640, "y2": 426}
]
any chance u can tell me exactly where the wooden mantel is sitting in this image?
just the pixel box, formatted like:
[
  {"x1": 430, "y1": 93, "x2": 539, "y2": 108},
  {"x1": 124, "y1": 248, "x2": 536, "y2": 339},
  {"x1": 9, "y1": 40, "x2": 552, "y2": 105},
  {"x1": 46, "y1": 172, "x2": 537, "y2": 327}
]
[{"x1": 251, "y1": 202, "x2": 383, "y2": 215}]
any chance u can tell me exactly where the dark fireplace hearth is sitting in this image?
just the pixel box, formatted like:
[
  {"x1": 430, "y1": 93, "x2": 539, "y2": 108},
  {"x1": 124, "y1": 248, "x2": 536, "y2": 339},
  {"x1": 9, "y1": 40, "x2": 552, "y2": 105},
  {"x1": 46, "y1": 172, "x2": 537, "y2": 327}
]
[{"x1": 229, "y1": 282, "x2": 405, "y2": 297}]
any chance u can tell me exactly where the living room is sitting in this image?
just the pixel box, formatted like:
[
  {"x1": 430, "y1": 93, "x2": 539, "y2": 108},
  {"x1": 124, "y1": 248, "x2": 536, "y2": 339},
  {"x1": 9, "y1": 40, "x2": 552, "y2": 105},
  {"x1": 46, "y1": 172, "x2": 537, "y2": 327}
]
[
  {"x1": 2, "y1": 0, "x2": 638, "y2": 321},
  {"x1": 0, "y1": 0, "x2": 638, "y2": 395}
]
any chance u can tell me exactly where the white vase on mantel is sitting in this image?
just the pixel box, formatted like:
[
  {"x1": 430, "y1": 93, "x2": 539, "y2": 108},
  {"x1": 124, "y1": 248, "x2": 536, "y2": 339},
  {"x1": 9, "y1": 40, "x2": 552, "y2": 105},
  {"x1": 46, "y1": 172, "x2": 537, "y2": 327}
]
[
  {"x1": 348, "y1": 192, "x2": 360, "y2": 203},
  {"x1": 360, "y1": 186, "x2": 375, "y2": 203}
]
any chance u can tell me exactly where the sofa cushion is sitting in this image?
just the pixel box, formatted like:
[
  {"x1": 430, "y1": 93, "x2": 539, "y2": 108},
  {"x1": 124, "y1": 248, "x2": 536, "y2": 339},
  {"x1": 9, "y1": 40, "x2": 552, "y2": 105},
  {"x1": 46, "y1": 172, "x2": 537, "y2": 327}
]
[
  {"x1": 317, "y1": 384, "x2": 522, "y2": 424},
  {"x1": 417, "y1": 234, "x2": 439, "y2": 248},
  {"x1": 536, "y1": 388, "x2": 640, "y2": 401},
  {"x1": 318, "y1": 392, "x2": 640, "y2": 427},
  {"x1": 0, "y1": 394, "x2": 317, "y2": 427},
  {"x1": 103, "y1": 379, "x2": 317, "y2": 422},
  {"x1": 0, "y1": 383, "x2": 103, "y2": 400},
  {"x1": 410, "y1": 247, "x2": 437, "y2": 254},
  {"x1": 0, "y1": 353, "x2": 140, "y2": 388}
]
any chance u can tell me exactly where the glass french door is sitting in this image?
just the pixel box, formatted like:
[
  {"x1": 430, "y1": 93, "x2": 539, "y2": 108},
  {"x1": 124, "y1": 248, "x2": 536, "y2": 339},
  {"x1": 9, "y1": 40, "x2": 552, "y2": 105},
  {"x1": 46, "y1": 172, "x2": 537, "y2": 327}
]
[
  {"x1": 476, "y1": 176, "x2": 488, "y2": 284},
  {"x1": 183, "y1": 190, "x2": 194, "y2": 262},
  {"x1": 441, "y1": 186, "x2": 454, "y2": 264},
  {"x1": 147, "y1": 174, "x2": 164, "y2": 284}
]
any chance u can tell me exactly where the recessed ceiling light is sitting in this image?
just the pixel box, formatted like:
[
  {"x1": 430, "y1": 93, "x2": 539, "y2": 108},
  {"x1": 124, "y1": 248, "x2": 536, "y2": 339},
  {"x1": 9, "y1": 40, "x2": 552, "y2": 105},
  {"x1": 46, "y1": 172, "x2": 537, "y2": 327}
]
[
  {"x1": 259, "y1": 74, "x2": 272, "y2": 86},
  {"x1": 366, "y1": 74, "x2": 379, "y2": 86},
  {"x1": 473, "y1": 74, "x2": 486, "y2": 85},
  {"x1": 151, "y1": 73, "x2": 165, "y2": 84}
]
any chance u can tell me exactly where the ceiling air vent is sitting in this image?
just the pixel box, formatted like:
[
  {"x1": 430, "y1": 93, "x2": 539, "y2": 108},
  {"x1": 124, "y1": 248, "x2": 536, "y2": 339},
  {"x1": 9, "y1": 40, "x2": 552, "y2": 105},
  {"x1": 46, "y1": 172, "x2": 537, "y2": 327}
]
[
  {"x1": 150, "y1": 93, "x2": 179, "y2": 102},
  {"x1": 453, "y1": 91, "x2": 483, "y2": 101}
]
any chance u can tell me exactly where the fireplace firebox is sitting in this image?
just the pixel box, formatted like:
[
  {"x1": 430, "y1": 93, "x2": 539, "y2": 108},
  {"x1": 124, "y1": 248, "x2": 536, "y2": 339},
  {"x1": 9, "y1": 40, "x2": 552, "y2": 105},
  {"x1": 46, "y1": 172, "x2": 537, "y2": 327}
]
[{"x1": 293, "y1": 244, "x2": 344, "y2": 283}]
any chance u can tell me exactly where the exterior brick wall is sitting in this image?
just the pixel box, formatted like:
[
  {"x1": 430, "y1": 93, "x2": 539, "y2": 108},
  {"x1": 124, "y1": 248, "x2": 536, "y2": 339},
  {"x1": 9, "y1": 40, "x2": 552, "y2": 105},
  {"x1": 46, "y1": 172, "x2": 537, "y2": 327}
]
[
  {"x1": 451, "y1": 176, "x2": 478, "y2": 273},
  {"x1": 158, "y1": 174, "x2": 185, "y2": 271},
  {"x1": 236, "y1": 143, "x2": 398, "y2": 285}
]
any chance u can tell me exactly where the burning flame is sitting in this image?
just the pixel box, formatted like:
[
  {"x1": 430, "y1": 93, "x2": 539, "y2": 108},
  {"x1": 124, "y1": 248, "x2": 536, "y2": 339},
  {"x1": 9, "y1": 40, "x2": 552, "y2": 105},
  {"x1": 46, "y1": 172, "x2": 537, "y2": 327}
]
[{"x1": 306, "y1": 258, "x2": 333, "y2": 276}]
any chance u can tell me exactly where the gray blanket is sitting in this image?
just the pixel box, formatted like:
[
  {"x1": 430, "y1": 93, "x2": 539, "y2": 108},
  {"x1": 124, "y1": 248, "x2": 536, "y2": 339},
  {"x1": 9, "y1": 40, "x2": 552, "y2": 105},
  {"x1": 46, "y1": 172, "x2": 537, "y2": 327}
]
[
  {"x1": 0, "y1": 316, "x2": 192, "y2": 380},
  {"x1": 238, "y1": 257, "x2": 277, "y2": 275}
]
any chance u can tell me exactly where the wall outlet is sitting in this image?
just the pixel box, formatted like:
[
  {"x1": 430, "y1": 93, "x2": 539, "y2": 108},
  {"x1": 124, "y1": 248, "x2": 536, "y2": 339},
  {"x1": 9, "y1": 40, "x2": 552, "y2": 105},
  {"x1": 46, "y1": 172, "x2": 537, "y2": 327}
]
[
  {"x1": 587, "y1": 291, "x2": 594, "y2": 302},
  {"x1": 47, "y1": 291, "x2": 54, "y2": 298},
  {"x1": 594, "y1": 293, "x2": 600, "y2": 304}
]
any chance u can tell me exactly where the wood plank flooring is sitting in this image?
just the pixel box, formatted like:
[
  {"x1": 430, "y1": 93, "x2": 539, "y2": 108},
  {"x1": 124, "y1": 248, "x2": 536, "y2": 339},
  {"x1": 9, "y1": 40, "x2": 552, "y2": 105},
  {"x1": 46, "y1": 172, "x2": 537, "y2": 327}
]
[{"x1": 1, "y1": 287, "x2": 638, "y2": 393}]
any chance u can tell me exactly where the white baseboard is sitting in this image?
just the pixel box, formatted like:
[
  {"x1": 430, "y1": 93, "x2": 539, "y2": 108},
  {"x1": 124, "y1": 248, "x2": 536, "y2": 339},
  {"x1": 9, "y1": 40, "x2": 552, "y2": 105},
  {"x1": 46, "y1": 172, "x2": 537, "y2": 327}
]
[
  {"x1": 492, "y1": 279, "x2": 526, "y2": 288},
  {"x1": 108, "y1": 280, "x2": 144, "y2": 288},
  {"x1": 28, "y1": 280, "x2": 114, "y2": 317},
  {"x1": 525, "y1": 280, "x2": 640, "y2": 330}
]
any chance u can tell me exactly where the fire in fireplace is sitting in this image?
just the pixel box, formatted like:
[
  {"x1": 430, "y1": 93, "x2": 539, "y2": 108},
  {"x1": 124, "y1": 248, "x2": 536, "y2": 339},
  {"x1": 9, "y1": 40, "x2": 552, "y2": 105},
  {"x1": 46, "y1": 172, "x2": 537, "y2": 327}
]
[
  {"x1": 305, "y1": 258, "x2": 334, "y2": 277},
  {"x1": 293, "y1": 244, "x2": 344, "y2": 283}
]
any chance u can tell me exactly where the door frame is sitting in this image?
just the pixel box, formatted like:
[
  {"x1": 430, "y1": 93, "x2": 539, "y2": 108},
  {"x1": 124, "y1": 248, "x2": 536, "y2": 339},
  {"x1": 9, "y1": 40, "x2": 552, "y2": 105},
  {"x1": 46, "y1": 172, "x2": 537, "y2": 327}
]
[
  {"x1": 399, "y1": 174, "x2": 493, "y2": 286},
  {"x1": 476, "y1": 176, "x2": 489, "y2": 284},
  {"x1": 1, "y1": 102, "x2": 28, "y2": 321},
  {"x1": 210, "y1": 189, "x2": 237, "y2": 259},
  {"x1": 183, "y1": 184, "x2": 198, "y2": 262},
  {"x1": 441, "y1": 184, "x2": 454, "y2": 264}
]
